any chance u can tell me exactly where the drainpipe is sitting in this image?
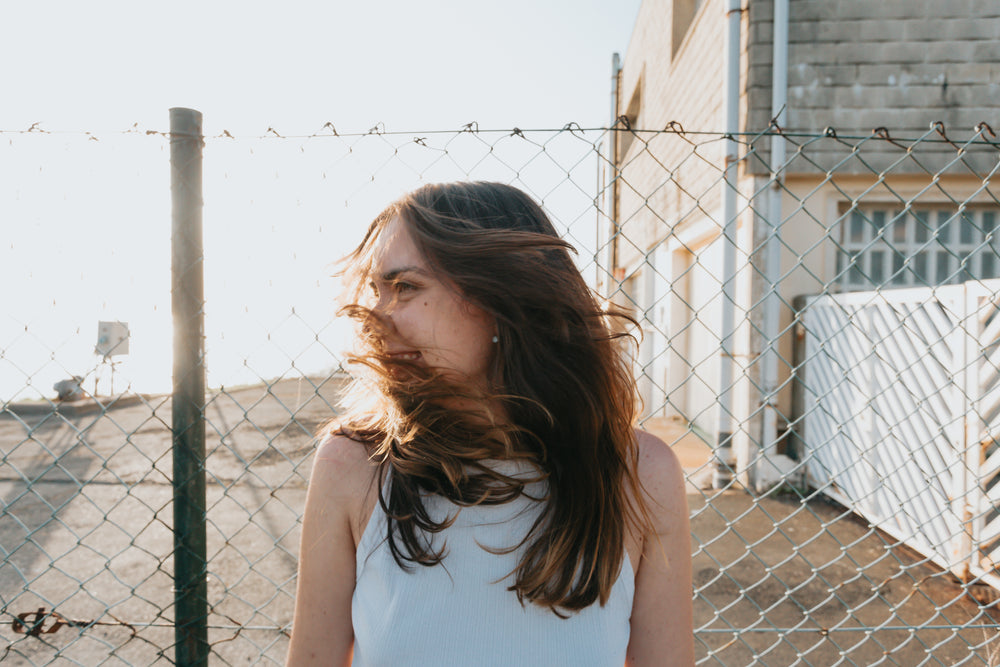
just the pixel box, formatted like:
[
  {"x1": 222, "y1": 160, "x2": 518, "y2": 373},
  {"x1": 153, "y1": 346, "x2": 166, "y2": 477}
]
[
  {"x1": 760, "y1": 0, "x2": 790, "y2": 483},
  {"x1": 713, "y1": 0, "x2": 744, "y2": 488},
  {"x1": 605, "y1": 52, "x2": 622, "y2": 297}
]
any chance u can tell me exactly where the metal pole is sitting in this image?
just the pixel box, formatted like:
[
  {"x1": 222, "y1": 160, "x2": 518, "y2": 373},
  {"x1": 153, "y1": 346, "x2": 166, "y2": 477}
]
[
  {"x1": 713, "y1": 0, "x2": 743, "y2": 489},
  {"x1": 762, "y1": 0, "x2": 789, "y2": 465},
  {"x1": 170, "y1": 106, "x2": 208, "y2": 666},
  {"x1": 606, "y1": 52, "x2": 622, "y2": 297}
]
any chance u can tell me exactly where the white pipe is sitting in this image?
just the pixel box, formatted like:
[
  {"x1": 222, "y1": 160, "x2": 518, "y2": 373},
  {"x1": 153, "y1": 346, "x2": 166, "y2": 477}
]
[
  {"x1": 713, "y1": 0, "x2": 744, "y2": 488},
  {"x1": 762, "y1": 0, "x2": 789, "y2": 466},
  {"x1": 605, "y1": 53, "x2": 622, "y2": 297},
  {"x1": 611, "y1": 51, "x2": 621, "y2": 127}
]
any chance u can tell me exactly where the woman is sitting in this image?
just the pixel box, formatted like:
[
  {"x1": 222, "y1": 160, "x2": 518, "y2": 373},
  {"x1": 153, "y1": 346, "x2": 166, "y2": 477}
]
[{"x1": 288, "y1": 182, "x2": 693, "y2": 666}]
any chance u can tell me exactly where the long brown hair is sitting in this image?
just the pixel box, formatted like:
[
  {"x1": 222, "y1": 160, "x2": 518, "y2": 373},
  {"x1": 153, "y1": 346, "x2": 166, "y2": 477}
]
[{"x1": 336, "y1": 181, "x2": 645, "y2": 614}]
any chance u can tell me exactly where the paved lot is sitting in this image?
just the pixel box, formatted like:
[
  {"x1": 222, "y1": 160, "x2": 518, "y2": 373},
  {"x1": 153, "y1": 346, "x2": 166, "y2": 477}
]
[
  {"x1": 0, "y1": 377, "x2": 337, "y2": 665},
  {"x1": 1, "y1": 379, "x2": 997, "y2": 665},
  {"x1": 645, "y1": 416, "x2": 1000, "y2": 665}
]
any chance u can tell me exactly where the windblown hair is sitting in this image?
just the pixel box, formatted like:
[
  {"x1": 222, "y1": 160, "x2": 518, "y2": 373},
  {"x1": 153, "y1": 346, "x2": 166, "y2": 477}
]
[{"x1": 336, "y1": 181, "x2": 645, "y2": 614}]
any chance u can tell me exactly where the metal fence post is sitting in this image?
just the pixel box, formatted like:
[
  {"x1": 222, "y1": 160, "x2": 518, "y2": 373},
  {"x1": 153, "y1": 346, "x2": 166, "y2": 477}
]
[
  {"x1": 170, "y1": 106, "x2": 208, "y2": 665},
  {"x1": 957, "y1": 283, "x2": 981, "y2": 581}
]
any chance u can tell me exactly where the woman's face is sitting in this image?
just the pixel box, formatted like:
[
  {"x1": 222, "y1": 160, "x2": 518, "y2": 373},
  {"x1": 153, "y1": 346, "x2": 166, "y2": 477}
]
[{"x1": 366, "y1": 216, "x2": 497, "y2": 389}]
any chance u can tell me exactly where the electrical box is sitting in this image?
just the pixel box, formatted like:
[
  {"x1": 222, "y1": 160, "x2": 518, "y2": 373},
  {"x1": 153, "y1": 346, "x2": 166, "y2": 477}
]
[{"x1": 96, "y1": 321, "x2": 130, "y2": 358}]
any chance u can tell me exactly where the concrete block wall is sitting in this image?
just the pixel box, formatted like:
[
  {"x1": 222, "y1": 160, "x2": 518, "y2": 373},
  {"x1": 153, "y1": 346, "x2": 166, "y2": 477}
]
[{"x1": 747, "y1": 0, "x2": 1000, "y2": 175}]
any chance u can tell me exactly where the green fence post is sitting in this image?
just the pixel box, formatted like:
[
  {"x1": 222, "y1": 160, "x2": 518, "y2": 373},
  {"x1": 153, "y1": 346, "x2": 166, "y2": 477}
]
[{"x1": 170, "y1": 106, "x2": 208, "y2": 666}]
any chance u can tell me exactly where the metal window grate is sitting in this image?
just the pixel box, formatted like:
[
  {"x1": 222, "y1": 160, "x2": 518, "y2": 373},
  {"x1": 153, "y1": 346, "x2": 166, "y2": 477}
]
[{"x1": 837, "y1": 206, "x2": 1000, "y2": 291}]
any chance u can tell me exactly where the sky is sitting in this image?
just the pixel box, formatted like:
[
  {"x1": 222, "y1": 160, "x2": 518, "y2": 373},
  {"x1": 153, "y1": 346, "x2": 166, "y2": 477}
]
[
  {"x1": 1, "y1": 0, "x2": 641, "y2": 402},
  {"x1": 3, "y1": 0, "x2": 639, "y2": 134}
]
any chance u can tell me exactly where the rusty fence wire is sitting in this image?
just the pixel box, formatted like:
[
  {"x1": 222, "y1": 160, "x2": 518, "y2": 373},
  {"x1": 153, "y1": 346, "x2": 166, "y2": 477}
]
[{"x1": 2, "y1": 118, "x2": 1000, "y2": 665}]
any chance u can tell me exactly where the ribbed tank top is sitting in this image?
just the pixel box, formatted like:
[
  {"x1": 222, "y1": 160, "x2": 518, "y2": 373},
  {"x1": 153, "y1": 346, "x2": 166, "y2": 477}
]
[{"x1": 351, "y1": 465, "x2": 634, "y2": 666}]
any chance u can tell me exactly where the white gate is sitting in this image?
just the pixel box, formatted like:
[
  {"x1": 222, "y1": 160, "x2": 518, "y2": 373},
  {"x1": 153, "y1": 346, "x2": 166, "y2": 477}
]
[{"x1": 801, "y1": 279, "x2": 1000, "y2": 588}]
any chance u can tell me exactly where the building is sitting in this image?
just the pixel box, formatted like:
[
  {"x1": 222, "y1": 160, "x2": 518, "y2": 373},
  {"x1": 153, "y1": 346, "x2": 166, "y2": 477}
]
[{"x1": 604, "y1": 0, "x2": 1000, "y2": 487}]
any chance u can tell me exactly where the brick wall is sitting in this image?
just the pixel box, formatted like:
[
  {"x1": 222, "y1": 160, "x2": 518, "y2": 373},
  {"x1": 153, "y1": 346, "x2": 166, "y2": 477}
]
[
  {"x1": 615, "y1": 0, "x2": 744, "y2": 269},
  {"x1": 619, "y1": 0, "x2": 1000, "y2": 185},
  {"x1": 747, "y1": 0, "x2": 1000, "y2": 174},
  {"x1": 613, "y1": 0, "x2": 756, "y2": 433},
  {"x1": 613, "y1": 0, "x2": 1000, "y2": 444}
]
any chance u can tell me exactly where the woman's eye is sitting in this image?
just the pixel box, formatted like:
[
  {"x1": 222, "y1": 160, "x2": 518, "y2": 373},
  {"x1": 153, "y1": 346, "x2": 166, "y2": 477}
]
[
  {"x1": 368, "y1": 281, "x2": 380, "y2": 298},
  {"x1": 395, "y1": 282, "x2": 417, "y2": 293}
]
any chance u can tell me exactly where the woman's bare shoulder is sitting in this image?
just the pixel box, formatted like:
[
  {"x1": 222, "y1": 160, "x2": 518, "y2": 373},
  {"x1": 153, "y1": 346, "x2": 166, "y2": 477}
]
[
  {"x1": 309, "y1": 431, "x2": 375, "y2": 499},
  {"x1": 308, "y1": 431, "x2": 381, "y2": 545},
  {"x1": 314, "y1": 430, "x2": 375, "y2": 467},
  {"x1": 634, "y1": 430, "x2": 684, "y2": 486},
  {"x1": 290, "y1": 432, "x2": 373, "y2": 665},
  {"x1": 633, "y1": 429, "x2": 688, "y2": 529},
  {"x1": 626, "y1": 433, "x2": 695, "y2": 665}
]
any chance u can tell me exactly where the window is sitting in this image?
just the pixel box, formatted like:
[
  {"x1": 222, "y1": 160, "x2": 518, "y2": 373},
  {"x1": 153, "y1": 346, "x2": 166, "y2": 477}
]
[
  {"x1": 672, "y1": 0, "x2": 705, "y2": 57},
  {"x1": 836, "y1": 206, "x2": 1000, "y2": 291}
]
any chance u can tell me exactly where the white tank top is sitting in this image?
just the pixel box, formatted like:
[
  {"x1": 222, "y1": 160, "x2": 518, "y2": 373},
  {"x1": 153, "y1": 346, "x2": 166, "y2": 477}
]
[{"x1": 351, "y1": 465, "x2": 634, "y2": 666}]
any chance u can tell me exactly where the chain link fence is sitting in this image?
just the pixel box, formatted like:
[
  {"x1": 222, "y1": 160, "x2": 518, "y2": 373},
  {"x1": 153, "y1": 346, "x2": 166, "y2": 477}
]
[{"x1": 2, "y1": 117, "x2": 999, "y2": 665}]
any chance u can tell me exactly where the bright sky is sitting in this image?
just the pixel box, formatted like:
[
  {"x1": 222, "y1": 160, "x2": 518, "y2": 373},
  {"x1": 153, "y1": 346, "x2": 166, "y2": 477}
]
[
  {"x1": 4, "y1": 0, "x2": 638, "y2": 134},
  {"x1": 1, "y1": 0, "x2": 641, "y2": 402}
]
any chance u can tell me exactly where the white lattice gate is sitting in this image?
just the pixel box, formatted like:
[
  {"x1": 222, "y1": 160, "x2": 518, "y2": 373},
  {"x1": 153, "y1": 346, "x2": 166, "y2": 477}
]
[{"x1": 801, "y1": 279, "x2": 1000, "y2": 589}]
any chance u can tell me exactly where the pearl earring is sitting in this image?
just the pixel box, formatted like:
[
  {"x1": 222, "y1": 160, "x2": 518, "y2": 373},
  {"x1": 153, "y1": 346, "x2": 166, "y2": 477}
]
[{"x1": 492, "y1": 335, "x2": 499, "y2": 344}]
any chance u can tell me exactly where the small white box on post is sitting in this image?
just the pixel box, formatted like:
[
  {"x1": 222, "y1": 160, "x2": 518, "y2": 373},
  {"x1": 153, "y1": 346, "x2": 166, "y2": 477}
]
[
  {"x1": 96, "y1": 321, "x2": 130, "y2": 358},
  {"x1": 95, "y1": 321, "x2": 130, "y2": 395}
]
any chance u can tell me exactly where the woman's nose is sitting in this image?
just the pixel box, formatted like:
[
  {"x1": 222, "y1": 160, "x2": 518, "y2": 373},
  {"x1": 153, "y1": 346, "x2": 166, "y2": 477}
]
[
  {"x1": 365, "y1": 296, "x2": 396, "y2": 337},
  {"x1": 372, "y1": 293, "x2": 393, "y2": 318},
  {"x1": 361, "y1": 309, "x2": 393, "y2": 346}
]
